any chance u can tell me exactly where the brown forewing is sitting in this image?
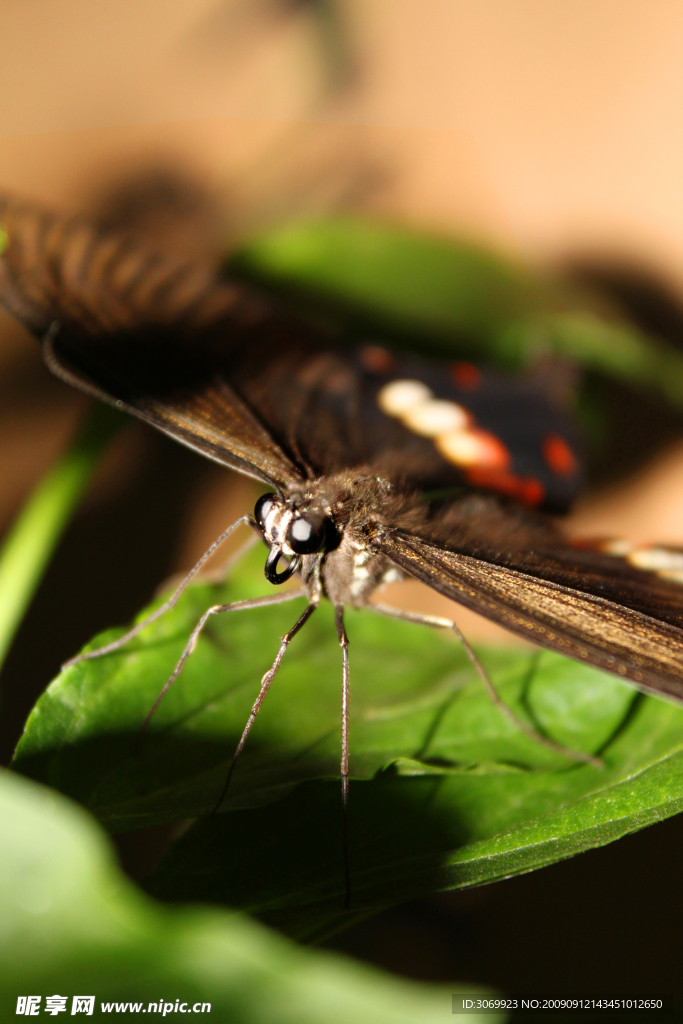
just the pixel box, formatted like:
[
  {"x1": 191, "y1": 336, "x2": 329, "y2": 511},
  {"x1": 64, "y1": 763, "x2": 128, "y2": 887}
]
[
  {"x1": 375, "y1": 529, "x2": 683, "y2": 702},
  {"x1": 48, "y1": 325, "x2": 304, "y2": 490}
]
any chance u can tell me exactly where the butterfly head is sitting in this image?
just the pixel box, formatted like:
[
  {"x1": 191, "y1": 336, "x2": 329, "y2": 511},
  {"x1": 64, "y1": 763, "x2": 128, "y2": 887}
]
[{"x1": 255, "y1": 491, "x2": 330, "y2": 585}]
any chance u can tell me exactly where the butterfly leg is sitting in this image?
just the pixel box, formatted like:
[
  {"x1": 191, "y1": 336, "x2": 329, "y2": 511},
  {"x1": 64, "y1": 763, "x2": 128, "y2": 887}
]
[
  {"x1": 212, "y1": 600, "x2": 318, "y2": 813},
  {"x1": 369, "y1": 602, "x2": 603, "y2": 769},
  {"x1": 63, "y1": 514, "x2": 258, "y2": 668},
  {"x1": 193, "y1": 529, "x2": 260, "y2": 586},
  {"x1": 335, "y1": 606, "x2": 352, "y2": 909},
  {"x1": 141, "y1": 587, "x2": 307, "y2": 734}
]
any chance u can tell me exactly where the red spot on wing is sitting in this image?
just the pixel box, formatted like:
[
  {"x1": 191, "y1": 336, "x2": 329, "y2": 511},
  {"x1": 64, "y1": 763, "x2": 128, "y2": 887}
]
[
  {"x1": 517, "y1": 477, "x2": 545, "y2": 507},
  {"x1": 359, "y1": 345, "x2": 396, "y2": 374},
  {"x1": 543, "y1": 434, "x2": 577, "y2": 477},
  {"x1": 569, "y1": 537, "x2": 607, "y2": 550},
  {"x1": 451, "y1": 362, "x2": 482, "y2": 390},
  {"x1": 465, "y1": 467, "x2": 545, "y2": 507}
]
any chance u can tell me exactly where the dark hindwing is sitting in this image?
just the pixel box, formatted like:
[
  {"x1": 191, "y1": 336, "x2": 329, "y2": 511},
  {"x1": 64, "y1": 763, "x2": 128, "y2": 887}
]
[{"x1": 375, "y1": 528, "x2": 683, "y2": 702}]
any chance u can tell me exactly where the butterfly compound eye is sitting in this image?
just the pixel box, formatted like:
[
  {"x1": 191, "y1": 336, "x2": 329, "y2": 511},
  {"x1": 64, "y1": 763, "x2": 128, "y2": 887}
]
[
  {"x1": 254, "y1": 492, "x2": 277, "y2": 527},
  {"x1": 287, "y1": 514, "x2": 327, "y2": 555}
]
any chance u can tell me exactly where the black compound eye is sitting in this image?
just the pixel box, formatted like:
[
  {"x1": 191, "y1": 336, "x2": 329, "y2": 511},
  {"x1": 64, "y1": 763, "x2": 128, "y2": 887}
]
[
  {"x1": 287, "y1": 514, "x2": 326, "y2": 555},
  {"x1": 254, "y1": 492, "x2": 276, "y2": 527}
]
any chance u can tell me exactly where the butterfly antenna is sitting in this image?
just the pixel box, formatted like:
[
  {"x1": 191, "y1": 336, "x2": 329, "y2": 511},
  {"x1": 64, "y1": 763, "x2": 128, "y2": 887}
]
[
  {"x1": 211, "y1": 601, "x2": 318, "y2": 814},
  {"x1": 63, "y1": 515, "x2": 258, "y2": 669},
  {"x1": 370, "y1": 603, "x2": 603, "y2": 770},
  {"x1": 335, "y1": 606, "x2": 352, "y2": 911}
]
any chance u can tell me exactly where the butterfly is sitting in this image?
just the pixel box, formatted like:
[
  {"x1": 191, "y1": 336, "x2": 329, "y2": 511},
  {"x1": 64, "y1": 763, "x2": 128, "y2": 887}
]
[{"x1": 3, "y1": 195, "x2": 683, "y2": 898}]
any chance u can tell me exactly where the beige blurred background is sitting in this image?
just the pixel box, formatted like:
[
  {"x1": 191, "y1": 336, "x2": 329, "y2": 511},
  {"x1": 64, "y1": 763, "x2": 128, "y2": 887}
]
[
  {"x1": 3, "y1": 0, "x2": 683, "y2": 638},
  {"x1": 1, "y1": 1, "x2": 683, "y2": 265}
]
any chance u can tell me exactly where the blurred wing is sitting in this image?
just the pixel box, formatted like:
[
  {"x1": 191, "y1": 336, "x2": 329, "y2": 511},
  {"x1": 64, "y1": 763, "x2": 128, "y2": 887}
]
[
  {"x1": 0, "y1": 195, "x2": 581, "y2": 508},
  {"x1": 375, "y1": 528, "x2": 683, "y2": 702},
  {"x1": 0, "y1": 195, "x2": 303, "y2": 490}
]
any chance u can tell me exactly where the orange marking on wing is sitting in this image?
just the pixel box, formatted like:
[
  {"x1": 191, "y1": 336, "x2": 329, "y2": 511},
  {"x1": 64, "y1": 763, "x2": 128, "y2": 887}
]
[
  {"x1": 465, "y1": 467, "x2": 545, "y2": 507},
  {"x1": 543, "y1": 434, "x2": 577, "y2": 477},
  {"x1": 359, "y1": 345, "x2": 396, "y2": 374},
  {"x1": 436, "y1": 427, "x2": 510, "y2": 470},
  {"x1": 570, "y1": 536, "x2": 612, "y2": 551},
  {"x1": 517, "y1": 477, "x2": 546, "y2": 506},
  {"x1": 451, "y1": 362, "x2": 482, "y2": 390}
]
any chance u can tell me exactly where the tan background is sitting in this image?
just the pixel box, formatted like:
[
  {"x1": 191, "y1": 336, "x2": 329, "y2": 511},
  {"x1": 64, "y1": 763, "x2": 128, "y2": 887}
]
[{"x1": 1, "y1": 0, "x2": 683, "y2": 266}]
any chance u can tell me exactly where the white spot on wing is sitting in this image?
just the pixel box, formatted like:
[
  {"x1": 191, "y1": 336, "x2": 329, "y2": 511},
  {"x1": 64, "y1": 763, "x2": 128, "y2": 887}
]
[
  {"x1": 376, "y1": 374, "x2": 510, "y2": 473},
  {"x1": 659, "y1": 570, "x2": 683, "y2": 584},
  {"x1": 436, "y1": 429, "x2": 492, "y2": 467},
  {"x1": 628, "y1": 547, "x2": 683, "y2": 575},
  {"x1": 401, "y1": 399, "x2": 469, "y2": 437},
  {"x1": 377, "y1": 379, "x2": 432, "y2": 416},
  {"x1": 600, "y1": 539, "x2": 634, "y2": 557}
]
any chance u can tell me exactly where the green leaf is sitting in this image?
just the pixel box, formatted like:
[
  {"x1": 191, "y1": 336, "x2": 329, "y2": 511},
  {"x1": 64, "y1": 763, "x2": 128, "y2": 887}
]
[
  {"x1": 0, "y1": 404, "x2": 122, "y2": 670},
  {"x1": 230, "y1": 218, "x2": 547, "y2": 354},
  {"x1": 0, "y1": 768, "x2": 487, "y2": 1022},
  {"x1": 231, "y1": 217, "x2": 683, "y2": 407},
  {"x1": 12, "y1": 543, "x2": 683, "y2": 934}
]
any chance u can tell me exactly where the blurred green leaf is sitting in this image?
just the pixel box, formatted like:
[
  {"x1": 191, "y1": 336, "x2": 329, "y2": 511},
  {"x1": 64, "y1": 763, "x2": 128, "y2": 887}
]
[
  {"x1": 12, "y1": 543, "x2": 683, "y2": 934},
  {"x1": 0, "y1": 405, "x2": 122, "y2": 670},
  {"x1": 230, "y1": 218, "x2": 543, "y2": 352},
  {"x1": 0, "y1": 768, "x2": 487, "y2": 1022},
  {"x1": 230, "y1": 217, "x2": 683, "y2": 406}
]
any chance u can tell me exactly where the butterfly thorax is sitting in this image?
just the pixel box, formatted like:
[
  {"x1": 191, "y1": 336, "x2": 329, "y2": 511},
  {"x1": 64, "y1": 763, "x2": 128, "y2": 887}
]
[{"x1": 255, "y1": 471, "x2": 424, "y2": 607}]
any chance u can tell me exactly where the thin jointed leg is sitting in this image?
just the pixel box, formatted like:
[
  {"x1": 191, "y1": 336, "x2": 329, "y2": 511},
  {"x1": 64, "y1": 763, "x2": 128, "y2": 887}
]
[
  {"x1": 212, "y1": 601, "x2": 318, "y2": 814},
  {"x1": 335, "y1": 606, "x2": 351, "y2": 910},
  {"x1": 369, "y1": 603, "x2": 603, "y2": 769},
  {"x1": 64, "y1": 514, "x2": 258, "y2": 668},
  {"x1": 198, "y1": 530, "x2": 259, "y2": 585},
  {"x1": 141, "y1": 588, "x2": 307, "y2": 731}
]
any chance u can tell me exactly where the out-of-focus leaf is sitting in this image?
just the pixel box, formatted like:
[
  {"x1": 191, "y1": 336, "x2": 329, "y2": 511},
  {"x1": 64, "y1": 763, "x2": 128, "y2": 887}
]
[
  {"x1": 230, "y1": 218, "x2": 544, "y2": 351},
  {"x1": 12, "y1": 543, "x2": 683, "y2": 933},
  {"x1": 230, "y1": 217, "x2": 683, "y2": 406},
  {"x1": 0, "y1": 768, "x2": 484, "y2": 1022},
  {"x1": 0, "y1": 405, "x2": 122, "y2": 670}
]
